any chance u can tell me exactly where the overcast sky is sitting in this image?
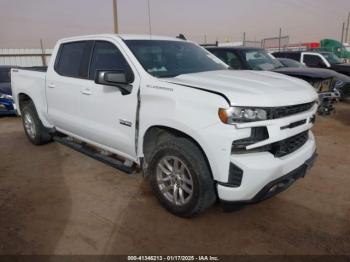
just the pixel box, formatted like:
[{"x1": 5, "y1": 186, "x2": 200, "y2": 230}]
[{"x1": 0, "y1": 0, "x2": 349, "y2": 48}]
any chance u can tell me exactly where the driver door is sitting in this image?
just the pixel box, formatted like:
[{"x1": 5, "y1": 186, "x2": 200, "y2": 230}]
[{"x1": 78, "y1": 40, "x2": 140, "y2": 159}]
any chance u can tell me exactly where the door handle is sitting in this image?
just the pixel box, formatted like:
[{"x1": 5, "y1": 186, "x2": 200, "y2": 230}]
[
  {"x1": 48, "y1": 83, "x2": 55, "y2": 88},
  {"x1": 81, "y1": 89, "x2": 92, "y2": 95}
]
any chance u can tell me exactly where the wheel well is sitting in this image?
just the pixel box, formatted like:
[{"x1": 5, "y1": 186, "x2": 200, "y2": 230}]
[
  {"x1": 18, "y1": 93, "x2": 32, "y2": 111},
  {"x1": 143, "y1": 126, "x2": 213, "y2": 178}
]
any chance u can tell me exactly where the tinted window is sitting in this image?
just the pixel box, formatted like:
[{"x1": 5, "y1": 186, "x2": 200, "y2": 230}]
[
  {"x1": 278, "y1": 58, "x2": 305, "y2": 68},
  {"x1": 0, "y1": 69, "x2": 10, "y2": 83},
  {"x1": 244, "y1": 49, "x2": 283, "y2": 70},
  {"x1": 55, "y1": 41, "x2": 89, "y2": 78},
  {"x1": 304, "y1": 55, "x2": 325, "y2": 67},
  {"x1": 125, "y1": 40, "x2": 227, "y2": 78},
  {"x1": 89, "y1": 41, "x2": 131, "y2": 80},
  {"x1": 210, "y1": 50, "x2": 242, "y2": 69}
]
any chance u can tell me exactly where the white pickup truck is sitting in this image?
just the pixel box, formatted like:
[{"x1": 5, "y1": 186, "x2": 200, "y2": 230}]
[{"x1": 11, "y1": 34, "x2": 318, "y2": 217}]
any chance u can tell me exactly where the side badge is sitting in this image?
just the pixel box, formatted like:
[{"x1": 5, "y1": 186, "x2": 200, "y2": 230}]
[{"x1": 119, "y1": 119, "x2": 132, "y2": 127}]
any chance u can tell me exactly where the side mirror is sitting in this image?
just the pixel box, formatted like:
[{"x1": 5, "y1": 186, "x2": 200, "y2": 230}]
[{"x1": 95, "y1": 70, "x2": 133, "y2": 95}]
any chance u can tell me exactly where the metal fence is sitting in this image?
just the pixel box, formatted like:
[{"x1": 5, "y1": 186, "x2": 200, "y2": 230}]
[
  {"x1": 261, "y1": 36, "x2": 290, "y2": 50},
  {"x1": 243, "y1": 40, "x2": 263, "y2": 48},
  {"x1": 0, "y1": 48, "x2": 52, "y2": 67}
]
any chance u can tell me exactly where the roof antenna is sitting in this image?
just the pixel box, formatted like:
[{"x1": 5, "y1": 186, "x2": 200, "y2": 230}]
[{"x1": 177, "y1": 34, "x2": 187, "y2": 40}]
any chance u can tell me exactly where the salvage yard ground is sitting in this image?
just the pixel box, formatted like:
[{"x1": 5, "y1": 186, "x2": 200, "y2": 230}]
[{"x1": 0, "y1": 103, "x2": 349, "y2": 255}]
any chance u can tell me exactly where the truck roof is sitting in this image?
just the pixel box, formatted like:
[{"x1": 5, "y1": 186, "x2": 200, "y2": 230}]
[{"x1": 59, "y1": 34, "x2": 184, "y2": 43}]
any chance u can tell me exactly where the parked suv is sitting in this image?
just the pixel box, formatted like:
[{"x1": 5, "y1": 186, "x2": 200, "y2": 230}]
[
  {"x1": 206, "y1": 46, "x2": 342, "y2": 114},
  {"x1": 11, "y1": 35, "x2": 317, "y2": 217},
  {"x1": 276, "y1": 57, "x2": 350, "y2": 100}
]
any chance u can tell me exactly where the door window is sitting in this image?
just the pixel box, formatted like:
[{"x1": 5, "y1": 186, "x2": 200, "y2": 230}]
[
  {"x1": 304, "y1": 55, "x2": 326, "y2": 67},
  {"x1": 89, "y1": 41, "x2": 132, "y2": 80},
  {"x1": 211, "y1": 50, "x2": 242, "y2": 69},
  {"x1": 55, "y1": 41, "x2": 91, "y2": 78}
]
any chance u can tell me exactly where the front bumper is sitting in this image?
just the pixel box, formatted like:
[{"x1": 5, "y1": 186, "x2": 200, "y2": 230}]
[{"x1": 217, "y1": 131, "x2": 316, "y2": 202}]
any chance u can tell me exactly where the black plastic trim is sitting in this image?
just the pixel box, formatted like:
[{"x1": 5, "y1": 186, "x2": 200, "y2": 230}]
[{"x1": 220, "y1": 151, "x2": 317, "y2": 205}]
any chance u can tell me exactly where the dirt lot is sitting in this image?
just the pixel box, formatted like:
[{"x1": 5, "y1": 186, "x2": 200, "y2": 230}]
[{"x1": 0, "y1": 103, "x2": 349, "y2": 255}]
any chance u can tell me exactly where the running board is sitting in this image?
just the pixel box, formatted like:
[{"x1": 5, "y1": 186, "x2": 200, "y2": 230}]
[{"x1": 53, "y1": 136, "x2": 135, "y2": 174}]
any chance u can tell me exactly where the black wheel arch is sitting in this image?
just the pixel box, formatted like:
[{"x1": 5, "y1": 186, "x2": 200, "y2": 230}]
[{"x1": 142, "y1": 125, "x2": 214, "y2": 180}]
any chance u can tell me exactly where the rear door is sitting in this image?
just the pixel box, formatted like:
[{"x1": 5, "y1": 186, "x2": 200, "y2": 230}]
[{"x1": 46, "y1": 41, "x2": 93, "y2": 135}]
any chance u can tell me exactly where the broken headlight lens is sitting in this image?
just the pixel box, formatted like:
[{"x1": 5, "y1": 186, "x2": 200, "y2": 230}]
[{"x1": 219, "y1": 107, "x2": 268, "y2": 124}]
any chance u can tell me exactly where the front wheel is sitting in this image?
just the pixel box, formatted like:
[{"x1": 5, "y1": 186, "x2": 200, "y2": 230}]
[
  {"x1": 147, "y1": 137, "x2": 216, "y2": 217},
  {"x1": 21, "y1": 101, "x2": 52, "y2": 145}
]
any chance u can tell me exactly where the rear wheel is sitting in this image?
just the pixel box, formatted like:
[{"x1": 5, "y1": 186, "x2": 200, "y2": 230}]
[
  {"x1": 21, "y1": 101, "x2": 52, "y2": 145},
  {"x1": 147, "y1": 136, "x2": 216, "y2": 217}
]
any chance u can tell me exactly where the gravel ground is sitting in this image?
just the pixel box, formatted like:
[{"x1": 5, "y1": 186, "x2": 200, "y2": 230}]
[{"x1": 0, "y1": 103, "x2": 349, "y2": 255}]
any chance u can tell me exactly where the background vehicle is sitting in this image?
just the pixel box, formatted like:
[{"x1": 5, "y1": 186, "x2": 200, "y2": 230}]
[
  {"x1": 272, "y1": 51, "x2": 350, "y2": 76},
  {"x1": 0, "y1": 66, "x2": 16, "y2": 115},
  {"x1": 319, "y1": 39, "x2": 350, "y2": 60},
  {"x1": 11, "y1": 34, "x2": 318, "y2": 217},
  {"x1": 277, "y1": 58, "x2": 306, "y2": 68},
  {"x1": 206, "y1": 46, "x2": 339, "y2": 114},
  {"x1": 277, "y1": 57, "x2": 350, "y2": 100}
]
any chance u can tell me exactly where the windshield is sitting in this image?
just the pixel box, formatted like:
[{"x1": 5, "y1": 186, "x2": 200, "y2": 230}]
[
  {"x1": 0, "y1": 69, "x2": 10, "y2": 83},
  {"x1": 321, "y1": 52, "x2": 343, "y2": 64},
  {"x1": 124, "y1": 40, "x2": 227, "y2": 77},
  {"x1": 243, "y1": 49, "x2": 284, "y2": 70}
]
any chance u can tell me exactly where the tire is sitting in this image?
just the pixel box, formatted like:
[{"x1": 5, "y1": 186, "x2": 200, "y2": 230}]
[
  {"x1": 21, "y1": 101, "x2": 52, "y2": 145},
  {"x1": 147, "y1": 136, "x2": 216, "y2": 217}
]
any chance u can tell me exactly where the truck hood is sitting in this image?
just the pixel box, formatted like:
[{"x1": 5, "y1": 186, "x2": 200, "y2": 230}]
[
  {"x1": 331, "y1": 63, "x2": 350, "y2": 76},
  {"x1": 273, "y1": 67, "x2": 338, "y2": 80},
  {"x1": 163, "y1": 70, "x2": 317, "y2": 107}
]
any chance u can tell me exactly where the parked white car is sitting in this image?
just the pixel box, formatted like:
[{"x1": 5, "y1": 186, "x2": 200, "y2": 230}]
[{"x1": 11, "y1": 34, "x2": 318, "y2": 217}]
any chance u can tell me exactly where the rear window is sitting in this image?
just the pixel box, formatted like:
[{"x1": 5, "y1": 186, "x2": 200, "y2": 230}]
[{"x1": 55, "y1": 41, "x2": 90, "y2": 78}]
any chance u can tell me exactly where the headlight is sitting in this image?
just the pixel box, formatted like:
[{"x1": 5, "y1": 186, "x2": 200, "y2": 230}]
[
  {"x1": 219, "y1": 107, "x2": 268, "y2": 124},
  {"x1": 0, "y1": 93, "x2": 13, "y2": 100}
]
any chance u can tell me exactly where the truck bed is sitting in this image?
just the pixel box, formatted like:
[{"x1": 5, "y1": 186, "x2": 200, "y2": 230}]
[{"x1": 11, "y1": 68, "x2": 48, "y2": 124}]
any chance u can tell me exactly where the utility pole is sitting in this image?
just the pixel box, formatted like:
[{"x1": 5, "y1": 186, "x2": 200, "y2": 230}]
[
  {"x1": 40, "y1": 39, "x2": 46, "y2": 67},
  {"x1": 341, "y1": 22, "x2": 345, "y2": 44},
  {"x1": 243, "y1": 32, "x2": 246, "y2": 47},
  {"x1": 112, "y1": 0, "x2": 118, "y2": 34},
  {"x1": 204, "y1": 33, "x2": 207, "y2": 44},
  {"x1": 278, "y1": 28, "x2": 282, "y2": 52},
  {"x1": 147, "y1": 0, "x2": 152, "y2": 35},
  {"x1": 345, "y1": 11, "x2": 350, "y2": 43}
]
